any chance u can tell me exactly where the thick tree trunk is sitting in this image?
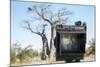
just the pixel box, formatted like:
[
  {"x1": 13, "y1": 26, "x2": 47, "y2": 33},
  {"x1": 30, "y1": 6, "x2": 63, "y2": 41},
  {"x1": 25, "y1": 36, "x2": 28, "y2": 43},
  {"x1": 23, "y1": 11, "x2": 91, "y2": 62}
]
[
  {"x1": 50, "y1": 26, "x2": 56, "y2": 61},
  {"x1": 41, "y1": 34, "x2": 50, "y2": 60}
]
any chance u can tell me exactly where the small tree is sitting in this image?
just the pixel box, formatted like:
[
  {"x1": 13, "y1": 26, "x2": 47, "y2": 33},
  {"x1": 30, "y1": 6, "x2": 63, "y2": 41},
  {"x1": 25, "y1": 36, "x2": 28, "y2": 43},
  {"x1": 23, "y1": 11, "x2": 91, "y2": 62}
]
[{"x1": 22, "y1": 21, "x2": 50, "y2": 60}]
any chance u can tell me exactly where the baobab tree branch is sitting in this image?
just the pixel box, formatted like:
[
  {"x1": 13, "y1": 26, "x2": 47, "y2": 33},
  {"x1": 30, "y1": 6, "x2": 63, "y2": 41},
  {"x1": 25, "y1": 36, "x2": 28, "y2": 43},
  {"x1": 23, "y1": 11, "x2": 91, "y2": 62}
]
[
  {"x1": 22, "y1": 21, "x2": 41, "y2": 35},
  {"x1": 42, "y1": 24, "x2": 47, "y2": 34},
  {"x1": 28, "y1": 4, "x2": 72, "y2": 26},
  {"x1": 35, "y1": 9, "x2": 52, "y2": 25},
  {"x1": 58, "y1": 8, "x2": 72, "y2": 16},
  {"x1": 28, "y1": 4, "x2": 53, "y2": 25},
  {"x1": 53, "y1": 8, "x2": 72, "y2": 25}
]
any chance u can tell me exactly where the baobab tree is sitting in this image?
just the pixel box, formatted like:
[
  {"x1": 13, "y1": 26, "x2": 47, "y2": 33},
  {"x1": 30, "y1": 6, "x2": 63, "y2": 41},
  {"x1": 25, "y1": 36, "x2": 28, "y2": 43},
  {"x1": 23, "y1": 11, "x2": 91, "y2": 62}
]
[
  {"x1": 22, "y1": 21, "x2": 50, "y2": 60},
  {"x1": 27, "y1": 3, "x2": 72, "y2": 61}
]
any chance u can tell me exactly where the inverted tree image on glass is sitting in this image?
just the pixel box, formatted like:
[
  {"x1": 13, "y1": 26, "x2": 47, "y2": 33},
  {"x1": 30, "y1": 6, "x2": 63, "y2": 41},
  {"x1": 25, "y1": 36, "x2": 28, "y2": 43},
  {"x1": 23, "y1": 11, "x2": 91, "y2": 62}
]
[
  {"x1": 60, "y1": 33, "x2": 86, "y2": 53},
  {"x1": 61, "y1": 34, "x2": 79, "y2": 52}
]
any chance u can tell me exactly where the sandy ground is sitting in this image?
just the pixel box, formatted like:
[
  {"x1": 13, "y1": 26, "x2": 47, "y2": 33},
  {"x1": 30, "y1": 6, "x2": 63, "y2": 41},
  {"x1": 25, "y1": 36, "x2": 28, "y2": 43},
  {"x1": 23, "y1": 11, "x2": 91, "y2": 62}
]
[{"x1": 11, "y1": 55, "x2": 95, "y2": 67}]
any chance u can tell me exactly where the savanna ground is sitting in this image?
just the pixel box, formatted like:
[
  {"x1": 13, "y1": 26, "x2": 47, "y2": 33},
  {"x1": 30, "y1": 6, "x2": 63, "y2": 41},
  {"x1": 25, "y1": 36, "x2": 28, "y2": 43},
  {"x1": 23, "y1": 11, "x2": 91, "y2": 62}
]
[
  {"x1": 11, "y1": 54, "x2": 95, "y2": 67},
  {"x1": 10, "y1": 39, "x2": 95, "y2": 66}
]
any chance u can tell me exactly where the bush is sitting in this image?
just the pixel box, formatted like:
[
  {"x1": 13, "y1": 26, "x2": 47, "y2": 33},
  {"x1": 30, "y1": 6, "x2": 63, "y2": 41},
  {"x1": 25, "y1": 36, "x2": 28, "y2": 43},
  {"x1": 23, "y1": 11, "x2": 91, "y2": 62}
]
[
  {"x1": 85, "y1": 38, "x2": 95, "y2": 56},
  {"x1": 11, "y1": 43, "x2": 39, "y2": 64}
]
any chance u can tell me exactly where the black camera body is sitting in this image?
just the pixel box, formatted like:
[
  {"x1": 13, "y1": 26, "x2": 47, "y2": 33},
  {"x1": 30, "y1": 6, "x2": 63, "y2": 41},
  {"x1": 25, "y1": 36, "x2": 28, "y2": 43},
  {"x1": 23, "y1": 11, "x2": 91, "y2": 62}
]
[{"x1": 55, "y1": 24, "x2": 86, "y2": 62}]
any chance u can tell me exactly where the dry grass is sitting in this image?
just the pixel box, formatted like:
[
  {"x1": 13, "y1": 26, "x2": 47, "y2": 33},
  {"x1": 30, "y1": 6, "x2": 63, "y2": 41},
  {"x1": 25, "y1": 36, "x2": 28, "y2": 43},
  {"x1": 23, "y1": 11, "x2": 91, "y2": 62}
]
[
  {"x1": 11, "y1": 56, "x2": 55, "y2": 66},
  {"x1": 11, "y1": 55, "x2": 95, "y2": 66},
  {"x1": 81, "y1": 55, "x2": 95, "y2": 62}
]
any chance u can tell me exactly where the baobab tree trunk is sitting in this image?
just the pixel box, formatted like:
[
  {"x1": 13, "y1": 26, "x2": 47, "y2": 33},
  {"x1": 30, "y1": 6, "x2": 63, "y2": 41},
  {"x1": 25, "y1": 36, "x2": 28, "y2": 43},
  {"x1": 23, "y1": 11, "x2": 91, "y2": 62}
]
[
  {"x1": 50, "y1": 26, "x2": 56, "y2": 61},
  {"x1": 41, "y1": 34, "x2": 50, "y2": 60}
]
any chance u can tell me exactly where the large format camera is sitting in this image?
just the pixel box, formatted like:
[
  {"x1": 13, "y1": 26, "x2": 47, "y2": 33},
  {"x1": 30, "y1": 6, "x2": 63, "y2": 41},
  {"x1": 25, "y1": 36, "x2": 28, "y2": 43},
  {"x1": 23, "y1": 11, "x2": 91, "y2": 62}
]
[{"x1": 55, "y1": 23, "x2": 86, "y2": 62}]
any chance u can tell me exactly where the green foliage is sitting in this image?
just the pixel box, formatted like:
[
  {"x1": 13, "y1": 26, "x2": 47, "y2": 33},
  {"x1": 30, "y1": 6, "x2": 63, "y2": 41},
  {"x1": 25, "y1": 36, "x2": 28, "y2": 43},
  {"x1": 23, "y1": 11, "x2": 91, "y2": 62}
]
[
  {"x1": 11, "y1": 43, "x2": 39, "y2": 64},
  {"x1": 10, "y1": 48, "x2": 17, "y2": 64},
  {"x1": 17, "y1": 45, "x2": 39, "y2": 63},
  {"x1": 86, "y1": 38, "x2": 95, "y2": 56},
  {"x1": 11, "y1": 43, "x2": 22, "y2": 64}
]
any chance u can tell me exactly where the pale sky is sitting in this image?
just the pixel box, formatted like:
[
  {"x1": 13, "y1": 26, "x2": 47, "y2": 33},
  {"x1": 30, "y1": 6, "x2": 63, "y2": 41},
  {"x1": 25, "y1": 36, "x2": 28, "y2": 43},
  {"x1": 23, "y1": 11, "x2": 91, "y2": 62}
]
[{"x1": 11, "y1": 1, "x2": 95, "y2": 52}]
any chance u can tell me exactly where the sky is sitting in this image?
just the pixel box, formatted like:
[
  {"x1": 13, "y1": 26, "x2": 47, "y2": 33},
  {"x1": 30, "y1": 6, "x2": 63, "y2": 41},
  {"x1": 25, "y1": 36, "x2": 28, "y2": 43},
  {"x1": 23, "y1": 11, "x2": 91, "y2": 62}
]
[{"x1": 11, "y1": 1, "x2": 95, "y2": 52}]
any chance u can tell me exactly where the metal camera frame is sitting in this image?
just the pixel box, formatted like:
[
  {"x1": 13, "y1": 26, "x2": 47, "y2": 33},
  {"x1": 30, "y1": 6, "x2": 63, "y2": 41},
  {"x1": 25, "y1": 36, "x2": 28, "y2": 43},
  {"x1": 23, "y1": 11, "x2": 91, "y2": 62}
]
[{"x1": 55, "y1": 24, "x2": 86, "y2": 62}]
